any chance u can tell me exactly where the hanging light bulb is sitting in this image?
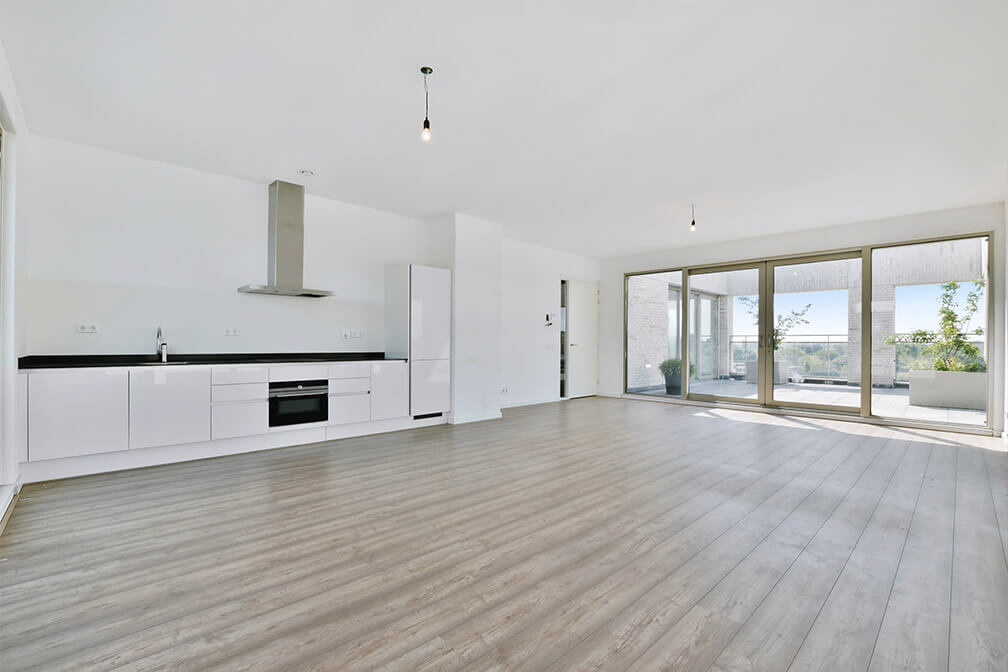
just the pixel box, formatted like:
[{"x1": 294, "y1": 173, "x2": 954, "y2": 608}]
[
  {"x1": 420, "y1": 66, "x2": 433, "y2": 141},
  {"x1": 690, "y1": 204, "x2": 697, "y2": 232}
]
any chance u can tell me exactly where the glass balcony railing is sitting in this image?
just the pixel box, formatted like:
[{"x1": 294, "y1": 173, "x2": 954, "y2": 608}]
[{"x1": 729, "y1": 333, "x2": 987, "y2": 384}]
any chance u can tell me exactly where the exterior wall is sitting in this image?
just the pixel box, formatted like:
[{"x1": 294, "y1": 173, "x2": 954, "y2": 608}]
[{"x1": 626, "y1": 273, "x2": 672, "y2": 391}]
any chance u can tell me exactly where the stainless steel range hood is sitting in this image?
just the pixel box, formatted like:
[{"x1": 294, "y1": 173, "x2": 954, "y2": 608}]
[{"x1": 238, "y1": 180, "x2": 332, "y2": 297}]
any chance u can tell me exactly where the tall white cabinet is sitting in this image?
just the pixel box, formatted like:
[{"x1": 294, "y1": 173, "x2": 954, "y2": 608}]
[{"x1": 386, "y1": 264, "x2": 452, "y2": 417}]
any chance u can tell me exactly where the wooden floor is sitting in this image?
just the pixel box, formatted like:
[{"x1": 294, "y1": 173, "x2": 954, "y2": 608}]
[{"x1": 2, "y1": 398, "x2": 1007, "y2": 672}]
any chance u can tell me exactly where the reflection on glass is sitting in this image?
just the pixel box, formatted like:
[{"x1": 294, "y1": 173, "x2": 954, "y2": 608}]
[
  {"x1": 771, "y1": 257, "x2": 861, "y2": 409},
  {"x1": 871, "y1": 237, "x2": 988, "y2": 425},
  {"x1": 625, "y1": 271, "x2": 684, "y2": 397},
  {"x1": 688, "y1": 268, "x2": 760, "y2": 400}
]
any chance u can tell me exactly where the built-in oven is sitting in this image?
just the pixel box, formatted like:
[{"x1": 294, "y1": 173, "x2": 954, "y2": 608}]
[{"x1": 268, "y1": 379, "x2": 328, "y2": 427}]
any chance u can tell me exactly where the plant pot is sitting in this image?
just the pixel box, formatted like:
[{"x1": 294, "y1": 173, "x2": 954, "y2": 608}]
[
  {"x1": 907, "y1": 370, "x2": 987, "y2": 410},
  {"x1": 664, "y1": 373, "x2": 681, "y2": 395},
  {"x1": 745, "y1": 360, "x2": 791, "y2": 384}
]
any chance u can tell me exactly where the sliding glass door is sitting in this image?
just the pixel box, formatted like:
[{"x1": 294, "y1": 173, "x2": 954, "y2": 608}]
[
  {"x1": 768, "y1": 253, "x2": 862, "y2": 412},
  {"x1": 870, "y1": 236, "x2": 990, "y2": 426},
  {"x1": 624, "y1": 233, "x2": 994, "y2": 431},
  {"x1": 686, "y1": 265, "x2": 762, "y2": 403}
]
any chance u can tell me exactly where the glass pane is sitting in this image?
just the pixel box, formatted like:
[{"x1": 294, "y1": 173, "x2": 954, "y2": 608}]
[
  {"x1": 772, "y1": 257, "x2": 861, "y2": 409},
  {"x1": 688, "y1": 268, "x2": 759, "y2": 400},
  {"x1": 871, "y1": 237, "x2": 988, "y2": 425},
  {"x1": 625, "y1": 271, "x2": 685, "y2": 397}
]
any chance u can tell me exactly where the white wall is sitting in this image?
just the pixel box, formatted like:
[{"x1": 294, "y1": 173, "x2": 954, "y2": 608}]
[
  {"x1": 450, "y1": 213, "x2": 503, "y2": 423},
  {"x1": 500, "y1": 238, "x2": 599, "y2": 407},
  {"x1": 14, "y1": 134, "x2": 602, "y2": 432},
  {"x1": 0, "y1": 34, "x2": 25, "y2": 492},
  {"x1": 599, "y1": 202, "x2": 1007, "y2": 430},
  {"x1": 18, "y1": 135, "x2": 452, "y2": 355}
]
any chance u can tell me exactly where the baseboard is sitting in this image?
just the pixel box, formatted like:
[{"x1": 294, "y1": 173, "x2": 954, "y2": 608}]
[
  {"x1": 19, "y1": 414, "x2": 452, "y2": 484},
  {"x1": 500, "y1": 397, "x2": 563, "y2": 409},
  {"x1": 0, "y1": 485, "x2": 18, "y2": 536},
  {"x1": 448, "y1": 411, "x2": 503, "y2": 425}
]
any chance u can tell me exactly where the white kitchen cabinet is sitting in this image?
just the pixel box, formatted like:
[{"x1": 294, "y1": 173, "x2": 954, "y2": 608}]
[
  {"x1": 411, "y1": 359, "x2": 451, "y2": 416},
  {"x1": 211, "y1": 366, "x2": 267, "y2": 385},
  {"x1": 328, "y1": 377, "x2": 370, "y2": 395},
  {"x1": 269, "y1": 364, "x2": 328, "y2": 382},
  {"x1": 212, "y1": 401, "x2": 269, "y2": 440},
  {"x1": 211, "y1": 382, "x2": 267, "y2": 403},
  {"x1": 385, "y1": 263, "x2": 452, "y2": 418},
  {"x1": 329, "y1": 394, "x2": 370, "y2": 425},
  {"x1": 17, "y1": 373, "x2": 29, "y2": 463},
  {"x1": 410, "y1": 265, "x2": 452, "y2": 361},
  {"x1": 371, "y1": 361, "x2": 409, "y2": 420},
  {"x1": 130, "y1": 368, "x2": 211, "y2": 449},
  {"x1": 28, "y1": 369, "x2": 129, "y2": 460},
  {"x1": 328, "y1": 362, "x2": 372, "y2": 379}
]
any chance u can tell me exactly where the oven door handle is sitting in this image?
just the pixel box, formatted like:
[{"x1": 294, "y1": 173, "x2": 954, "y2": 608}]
[{"x1": 269, "y1": 388, "x2": 328, "y2": 398}]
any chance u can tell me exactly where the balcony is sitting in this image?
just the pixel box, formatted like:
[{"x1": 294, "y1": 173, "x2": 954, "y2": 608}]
[{"x1": 632, "y1": 333, "x2": 987, "y2": 426}]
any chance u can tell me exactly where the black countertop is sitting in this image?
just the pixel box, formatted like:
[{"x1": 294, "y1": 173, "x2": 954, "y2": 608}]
[{"x1": 19, "y1": 352, "x2": 405, "y2": 369}]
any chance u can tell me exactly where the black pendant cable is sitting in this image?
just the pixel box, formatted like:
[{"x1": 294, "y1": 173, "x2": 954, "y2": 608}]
[
  {"x1": 690, "y1": 204, "x2": 696, "y2": 232},
  {"x1": 420, "y1": 66, "x2": 433, "y2": 141}
]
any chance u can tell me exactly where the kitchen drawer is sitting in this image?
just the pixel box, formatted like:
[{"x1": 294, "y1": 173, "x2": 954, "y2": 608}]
[
  {"x1": 328, "y1": 394, "x2": 370, "y2": 426},
  {"x1": 328, "y1": 362, "x2": 372, "y2": 379},
  {"x1": 328, "y1": 378, "x2": 370, "y2": 395},
  {"x1": 212, "y1": 401, "x2": 268, "y2": 440},
  {"x1": 212, "y1": 382, "x2": 267, "y2": 403},
  {"x1": 130, "y1": 368, "x2": 211, "y2": 450},
  {"x1": 269, "y1": 364, "x2": 328, "y2": 382},
  {"x1": 212, "y1": 366, "x2": 267, "y2": 385}
]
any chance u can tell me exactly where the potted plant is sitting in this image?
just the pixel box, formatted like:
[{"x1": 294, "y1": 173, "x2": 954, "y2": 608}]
[
  {"x1": 888, "y1": 280, "x2": 986, "y2": 409},
  {"x1": 659, "y1": 358, "x2": 694, "y2": 394}
]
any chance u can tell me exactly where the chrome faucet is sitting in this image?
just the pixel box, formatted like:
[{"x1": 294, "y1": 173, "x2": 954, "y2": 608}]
[{"x1": 156, "y1": 326, "x2": 168, "y2": 363}]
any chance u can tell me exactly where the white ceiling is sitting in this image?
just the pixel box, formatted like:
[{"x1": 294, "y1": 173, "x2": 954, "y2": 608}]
[{"x1": 2, "y1": 1, "x2": 1006, "y2": 258}]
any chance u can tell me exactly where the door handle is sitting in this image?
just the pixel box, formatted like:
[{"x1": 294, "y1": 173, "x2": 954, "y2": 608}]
[{"x1": 571, "y1": 343, "x2": 578, "y2": 347}]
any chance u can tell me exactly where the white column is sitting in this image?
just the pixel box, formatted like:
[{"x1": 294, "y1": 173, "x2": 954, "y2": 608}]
[
  {"x1": 0, "y1": 130, "x2": 18, "y2": 487},
  {"x1": 450, "y1": 213, "x2": 503, "y2": 424}
]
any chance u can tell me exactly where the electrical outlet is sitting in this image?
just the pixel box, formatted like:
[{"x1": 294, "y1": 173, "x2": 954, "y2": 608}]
[
  {"x1": 76, "y1": 323, "x2": 99, "y2": 334},
  {"x1": 351, "y1": 329, "x2": 365, "y2": 338},
  {"x1": 500, "y1": 387, "x2": 510, "y2": 393},
  {"x1": 224, "y1": 328, "x2": 240, "y2": 336}
]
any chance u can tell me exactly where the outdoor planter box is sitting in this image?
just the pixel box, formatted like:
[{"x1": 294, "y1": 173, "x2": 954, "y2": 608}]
[
  {"x1": 907, "y1": 370, "x2": 987, "y2": 410},
  {"x1": 745, "y1": 360, "x2": 790, "y2": 385}
]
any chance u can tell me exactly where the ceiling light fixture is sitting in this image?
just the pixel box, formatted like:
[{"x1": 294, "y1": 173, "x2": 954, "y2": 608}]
[
  {"x1": 690, "y1": 204, "x2": 697, "y2": 232},
  {"x1": 420, "y1": 66, "x2": 433, "y2": 142}
]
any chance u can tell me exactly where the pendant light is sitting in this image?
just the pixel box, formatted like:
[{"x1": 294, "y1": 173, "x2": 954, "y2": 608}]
[
  {"x1": 420, "y1": 66, "x2": 433, "y2": 142},
  {"x1": 690, "y1": 204, "x2": 697, "y2": 232}
]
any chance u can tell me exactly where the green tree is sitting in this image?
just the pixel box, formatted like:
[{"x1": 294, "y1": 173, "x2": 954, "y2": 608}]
[
  {"x1": 888, "y1": 280, "x2": 986, "y2": 372},
  {"x1": 737, "y1": 296, "x2": 812, "y2": 350}
]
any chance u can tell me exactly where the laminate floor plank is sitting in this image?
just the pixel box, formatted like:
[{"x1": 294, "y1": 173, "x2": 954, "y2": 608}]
[
  {"x1": 0, "y1": 398, "x2": 1002, "y2": 672},
  {"x1": 867, "y1": 440, "x2": 957, "y2": 672},
  {"x1": 706, "y1": 436, "x2": 913, "y2": 672},
  {"x1": 553, "y1": 427, "x2": 888, "y2": 672},
  {"x1": 948, "y1": 443, "x2": 1008, "y2": 671},
  {"x1": 119, "y1": 415, "x2": 811, "y2": 672}
]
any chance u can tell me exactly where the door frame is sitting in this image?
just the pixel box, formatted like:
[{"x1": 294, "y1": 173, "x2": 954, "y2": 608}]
[
  {"x1": 683, "y1": 261, "x2": 765, "y2": 405},
  {"x1": 764, "y1": 250, "x2": 865, "y2": 416},
  {"x1": 566, "y1": 279, "x2": 599, "y2": 398}
]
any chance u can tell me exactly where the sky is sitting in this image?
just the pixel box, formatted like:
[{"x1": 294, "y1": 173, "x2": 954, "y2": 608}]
[{"x1": 729, "y1": 282, "x2": 985, "y2": 339}]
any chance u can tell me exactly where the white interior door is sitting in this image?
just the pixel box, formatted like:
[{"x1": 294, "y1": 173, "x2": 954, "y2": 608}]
[{"x1": 567, "y1": 280, "x2": 599, "y2": 398}]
